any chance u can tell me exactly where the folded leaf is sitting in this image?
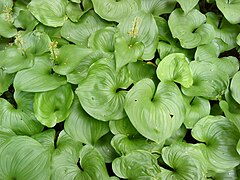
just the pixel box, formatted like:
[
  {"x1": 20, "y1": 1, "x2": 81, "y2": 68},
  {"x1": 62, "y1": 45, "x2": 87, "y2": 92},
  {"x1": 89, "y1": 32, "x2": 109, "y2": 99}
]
[
  {"x1": 160, "y1": 143, "x2": 206, "y2": 179},
  {"x1": 156, "y1": 53, "x2": 193, "y2": 88},
  {"x1": 34, "y1": 84, "x2": 74, "y2": 127},
  {"x1": 168, "y1": 8, "x2": 214, "y2": 49},
  {"x1": 28, "y1": 0, "x2": 68, "y2": 27},
  {"x1": 125, "y1": 78, "x2": 186, "y2": 143},
  {"x1": 182, "y1": 61, "x2": 229, "y2": 100},
  {"x1": 216, "y1": 0, "x2": 240, "y2": 24},
  {"x1": 112, "y1": 150, "x2": 161, "y2": 179},
  {"x1": 0, "y1": 90, "x2": 43, "y2": 135},
  {"x1": 117, "y1": 11, "x2": 159, "y2": 60}
]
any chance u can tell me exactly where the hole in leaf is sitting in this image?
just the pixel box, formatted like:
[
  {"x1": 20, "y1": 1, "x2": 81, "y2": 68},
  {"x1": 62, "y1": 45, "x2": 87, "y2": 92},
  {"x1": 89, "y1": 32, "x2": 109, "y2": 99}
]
[
  {"x1": 169, "y1": 114, "x2": 174, "y2": 118},
  {"x1": 134, "y1": 99, "x2": 137, "y2": 102}
]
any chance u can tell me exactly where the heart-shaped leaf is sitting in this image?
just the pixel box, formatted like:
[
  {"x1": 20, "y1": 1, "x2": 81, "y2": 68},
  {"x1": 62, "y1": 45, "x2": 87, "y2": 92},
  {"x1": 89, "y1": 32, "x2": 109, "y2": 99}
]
[
  {"x1": 125, "y1": 78, "x2": 186, "y2": 143},
  {"x1": 76, "y1": 58, "x2": 132, "y2": 121}
]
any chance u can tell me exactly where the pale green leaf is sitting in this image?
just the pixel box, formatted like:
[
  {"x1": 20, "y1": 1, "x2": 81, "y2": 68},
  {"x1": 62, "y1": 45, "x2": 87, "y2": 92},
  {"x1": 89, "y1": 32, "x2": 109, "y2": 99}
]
[
  {"x1": 117, "y1": 11, "x2": 159, "y2": 60},
  {"x1": 0, "y1": 136, "x2": 51, "y2": 180},
  {"x1": 192, "y1": 116, "x2": 240, "y2": 173},
  {"x1": 112, "y1": 150, "x2": 161, "y2": 179},
  {"x1": 168, "y1": 8, "x2": 214, "y2": 49},
  {"x1": 230, "y1": 71, "x2": 240, "y2": 104},
  {"x1": 157, "y1": 53, "x2": 193, "y2": 88},
  {"x1": 184, "y1": 96, "x2": 211, "y2": 129},
  {"x1": 111, "y1": 134, "x2": 164, "y2": 155},
  {"x1": 14, "y1": 54, "x2": 67, "y2": 92},
  {"x1": 216, "y1": 0, "x2": 240, "y2": 24},
  {"x1": 176, "y1": 0, "x2": 199, "y2": 14},
  {"x1": 0, "y1": 69, "x2": 14, "y2": 95},
  {"x1": 34, "y1": 84, "x2": 74, "y2": 127},
  {"x1": 76, "y1": 58, "x2": 133, "y2": 121},
  {"x1": 0, "y1": 90, "x2": 44, "y2": 135},
  {"x1": 140, "y1": 0, "x2": 176, "y2": 15},
  {"x1": 0, "y1": 46, "x2": 33, "y2": 74},
  {"x1": 0, "y1": 14, "x2": 17, "y2": 38},
  {"x1": 61, "y1": 10, "x2": 112, "y2": 46},
  {"x1": 91, "y1": 0, "x2": 139, "y2": 22},
  {"x1": 64, "y1": 96, "x2": 109, "y2": 145},
  {"x1": 160, "y1": 143, "x2": 206, "y2": 179},
  {"x1": 125, "y1": 78, "x2": 186, "y2": 143},
  {"x1": 28, "y1": 0, "x2": 68, "y2": 27},
  {"x1": 181, "y1": 61, "x2": 229, "y2": 100},
  {"x1": 53, "y1": 44, "x2": 93, "y2": 75}
]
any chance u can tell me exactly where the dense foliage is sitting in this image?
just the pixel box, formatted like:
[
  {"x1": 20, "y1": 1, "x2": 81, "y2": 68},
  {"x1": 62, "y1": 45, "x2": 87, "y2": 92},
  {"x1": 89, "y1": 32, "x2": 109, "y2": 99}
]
[{"x1": 0, "y1": 0, "x2": 240, "y2": 179}]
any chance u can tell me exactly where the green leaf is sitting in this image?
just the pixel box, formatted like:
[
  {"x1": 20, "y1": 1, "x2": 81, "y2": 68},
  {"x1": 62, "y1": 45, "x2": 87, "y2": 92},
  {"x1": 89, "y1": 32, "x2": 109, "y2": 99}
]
[
  {"x1": 53, "y1": 44, "x2": 93, "y2": 75},
  {"x1": 156, "y1": 53, "x2": 193, "y2": 88},
  {"x1": 111, "y1": 134, "x2": 164, "y2": 155},
  {"x1": 117, "y1": 11, "x2": 159, "y2": 60},
  {"x1": 14, "y1": 54, "x2": 67, "y2": 92},
  {"x1": 216, "y1": 0, "x2": 240, "y2": 24},
  {"x1": 88, "y1": 27, "x2": 116, "y2": 54},
  {"x1": 52, "y1": 142, "x2": 110, "y2": 180},
  {"x1": 140, "y1": 0, "x2": 176, "y2": 15},
  {"x1": 13, "y1": 9, "x2": 39, "y2": 31},
  {"x1": 184, "y1": 96, "x2": 211, "y2": 129},
  {"x1": 114, "y1": 36, "x2": 144, "y2": 70},
  {"x1": 66, "y1": 51, "x2": 106, "y2": 84},
  {"x1": 168, "y1": 8, "x2": 214, "y2": 49},
  {"x1": 0, "y1": 0, "x2": 13, "y2": 13},
  {"x1": 66, "y1": 2, "x2": 83, "y2": 22},
  {"x1": 28, "y1": 0, "x2": 68, "y2": 27},
  {"x1": 165, "y1": 125, "x2": 187, "y2": 146},
  {"x1": 237, "y1": 33, "x2": 240, "y2": 46},
  {"x1": 125, "y1": 78, "x2": 186, "y2": 143},
  {"x1": 195, "y1": 39, "x2": 239, "y2": 78},
  {"x1": 0, "y1": 136, "x2": 51, "y2": 180},
  {"x1": 181, "y1": 61, "x2": 229, "y2": 100},
  {"x1": 127, "y1": 61, "x2": 158, "y2": 85},
  {"x1": 91, "y1": 0, "x2": 139, "y2": 22},
  {"x1": 0, "y1": 14, "x2": 17, "y2": 38},
  {"x1": 76, "y1": 58, "x2": 133, "y2": 121},
  {"x1": 176, "y1": 0, "x2": 199, "y2": 14},
  {"x1": 0, "y1": 90, "x2": 44, "y2": 135},
  {"x1": 160, "y1": 143, "x2": 206, "y2": 179},
  {"x1": 0, "y1": 69, "x2": 14, "y2": 96},
  {"x1": 0, "y1": 46, "x2": 33, "y2": 74},
  {"x1": 192, "y1": 115, "x2": 240, "y2": 173},
  {"x1": 112, "y1": 150, "x2": 161, "y2": 179},
  {"x1": 230, "y1": 71, "x2": 240, "y2": 104},
  {"x1": 61, "y1": 10, "x2": 112, "y2": 46},
  {"x1": 31, "y1": 129, "x2": 55, "y2": 152},
  {"x1": 64, "y1": 96, "x2": 109, "y2": 145},
  {"x1": 109, "y1": 117, "x2": 139, "y2": 136},
  {"x1": 15, "y1": 30, "x2": 51, "y2": 56},
  {"x1": 206, "y1": 12, "x2": 240, "y2": 50},
  {"x1": 94, "y1": 133, "x2": 119, "y2": 163},
  {"x1": 237, "y1": 139, "x2": 240, "y2": 155},
  {"x1": 34, "y1": 84, "x2": 74, "y2": 127},
  {"x1": 0, "y1": 127, "x2": 16, "y2": 146}
]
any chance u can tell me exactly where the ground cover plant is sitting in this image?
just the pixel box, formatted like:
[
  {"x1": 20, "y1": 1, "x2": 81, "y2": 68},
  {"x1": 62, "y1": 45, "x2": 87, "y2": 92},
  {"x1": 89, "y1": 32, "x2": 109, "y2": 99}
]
[{"x1": 0, "y1": 0, "x2": 240, "y2": 179}]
